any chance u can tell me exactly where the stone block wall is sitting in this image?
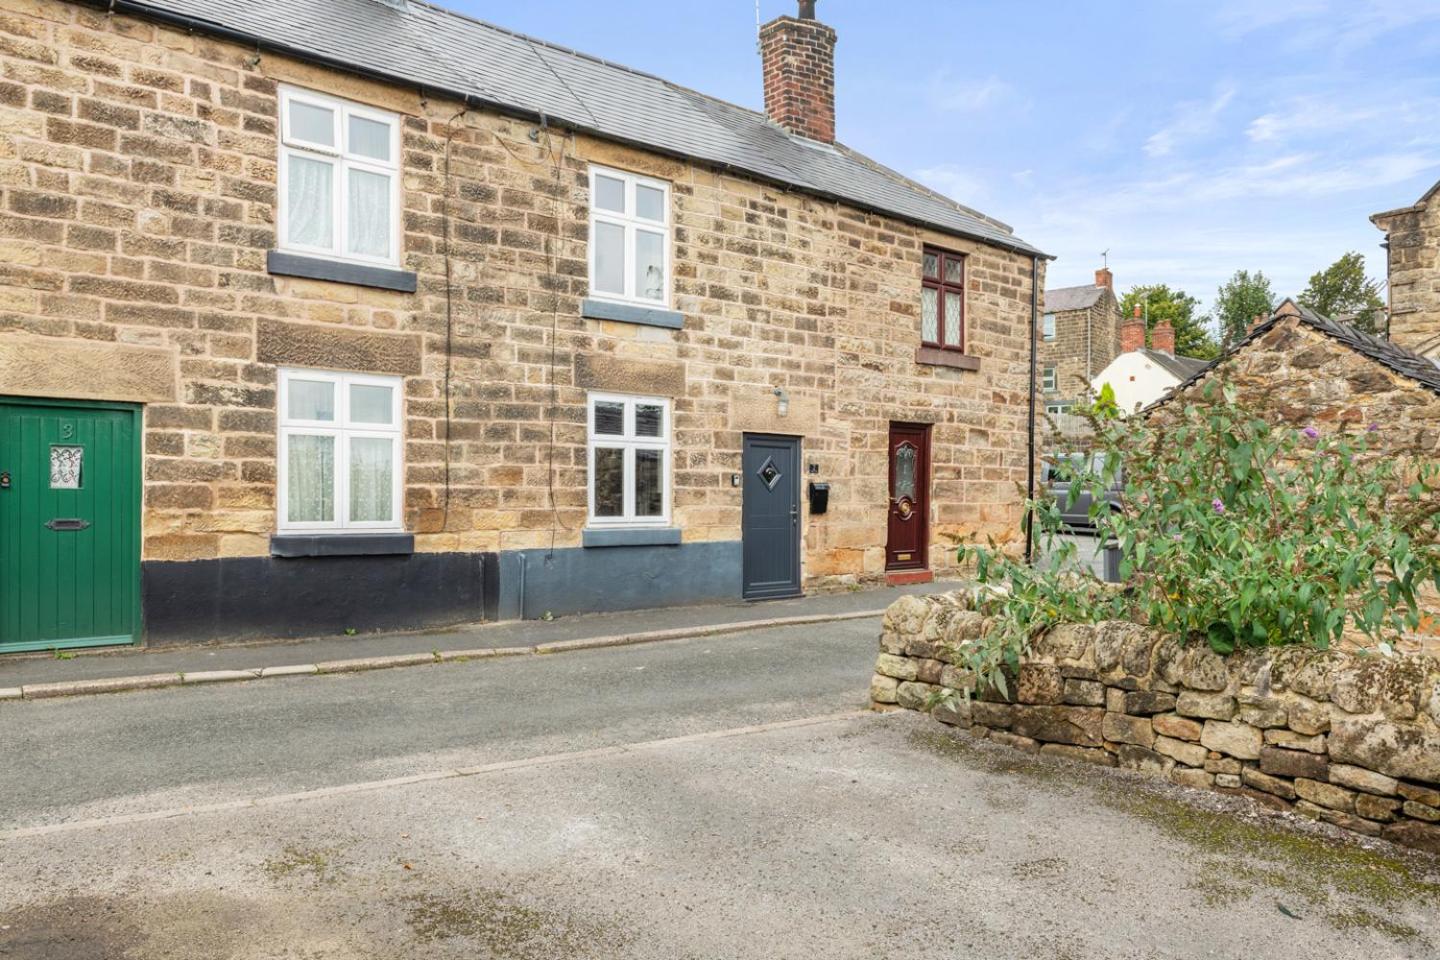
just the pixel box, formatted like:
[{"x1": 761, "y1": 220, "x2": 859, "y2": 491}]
[
  {"x1": 1372, "y1": 190, "x2": 1440, "y2": 358},
  {"x1": 0, "y1": 1, "x2": 1042, "y2": 589},
  {"x1": 872, "y1": 593, "x2": 1440, "y2": 856}
]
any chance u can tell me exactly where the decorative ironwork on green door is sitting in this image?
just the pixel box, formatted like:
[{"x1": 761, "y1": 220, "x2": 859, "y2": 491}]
[{"x1": 0, "y1": 399, "x2": 141, "y2": 653}]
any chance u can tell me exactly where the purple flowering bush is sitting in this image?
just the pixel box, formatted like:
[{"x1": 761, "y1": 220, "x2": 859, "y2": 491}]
[{"x1": 958, "y1": 378, "x2": 1439, "y2": 693}]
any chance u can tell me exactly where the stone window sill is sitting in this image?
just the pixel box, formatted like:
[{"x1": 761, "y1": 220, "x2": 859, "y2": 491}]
[
  {"x1": 581, "y1": 297, "x2": 685, "y2": 330},
  {"x1": 581, "y1": 527, "x2": 682, "y2": 548},
  {"x1": 915, "y1": 345, "x2": 981, "y2": 371},
  {"x1": 267, "y1": 251, "x2": 417, "y2": 294},
  {"x1": 270, "y1": 533, "x2": 415, "y2": 558}
]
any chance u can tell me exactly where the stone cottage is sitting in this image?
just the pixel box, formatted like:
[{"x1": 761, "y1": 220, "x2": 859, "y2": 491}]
[
  {"x1": 1371, "y1": 178, "x2": 1440, "y2": 358},
  {"x1": 0, "y1": 0, "x2": 1047, "y2": 650},
  {"x1": 1040, "y1": 266, "x2": 1123, "y2": 417}
]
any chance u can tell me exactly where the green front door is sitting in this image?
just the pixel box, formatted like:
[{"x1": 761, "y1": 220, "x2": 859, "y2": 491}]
[{"x1": 0, "y1": 399, "x2": 141, "y2": 653}]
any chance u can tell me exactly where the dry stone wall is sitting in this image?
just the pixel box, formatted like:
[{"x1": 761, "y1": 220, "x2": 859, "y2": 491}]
[{"x1": 872, "y1": 593, "x2": 1440, "y2": 856}]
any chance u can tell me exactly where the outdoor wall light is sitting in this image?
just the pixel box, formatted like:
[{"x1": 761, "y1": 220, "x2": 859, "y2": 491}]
[{"x1": 773, "y1": 387, "x2": 789, "y2": 418}]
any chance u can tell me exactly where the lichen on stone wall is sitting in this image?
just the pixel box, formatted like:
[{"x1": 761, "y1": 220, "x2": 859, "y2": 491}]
[{"x1": 874, "y1": 592, "x2": 1440, "y2": 856}]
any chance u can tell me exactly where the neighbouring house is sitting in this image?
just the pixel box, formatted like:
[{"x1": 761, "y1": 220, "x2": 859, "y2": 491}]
[
  {"x1": 1089, "y1": 307, "x2": 1210, "y2": 414},
  {"x1": 1040, "y1": 266, "x2": 1123, "y2": 419},
  {"x1": 1371, "y1": 178, "x2": 1440, "y2": 357},
  {"x1": 0, "y1": 0, "x2": 1047, "y2": 651}
]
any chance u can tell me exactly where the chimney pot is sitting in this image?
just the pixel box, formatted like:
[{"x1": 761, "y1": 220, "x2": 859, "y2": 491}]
[{"x1": 759, "y1": 4, "x2": 837, "y2": 142}]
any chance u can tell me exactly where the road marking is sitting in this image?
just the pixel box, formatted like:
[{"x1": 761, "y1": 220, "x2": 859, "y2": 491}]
[{"x1": 0, "y1": 710, "x2": 891, "y2": 842}]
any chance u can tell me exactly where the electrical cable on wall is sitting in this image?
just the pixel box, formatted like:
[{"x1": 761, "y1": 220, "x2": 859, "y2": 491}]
[
  {"x1": 487, "y1": 117, "x2": 573, "y2": 561},
  {"x1": 439, "y1": 102, "x2": 469, "y2": 534}
]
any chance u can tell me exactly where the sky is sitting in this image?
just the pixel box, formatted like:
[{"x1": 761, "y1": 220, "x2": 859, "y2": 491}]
[{"x1": 449, "y1": 0, "x2": 1440, "y2": 322}]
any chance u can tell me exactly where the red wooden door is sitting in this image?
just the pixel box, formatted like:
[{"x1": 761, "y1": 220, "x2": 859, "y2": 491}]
[{"x1": 885, "y1": 422, "x2": 930, "y2": 571}]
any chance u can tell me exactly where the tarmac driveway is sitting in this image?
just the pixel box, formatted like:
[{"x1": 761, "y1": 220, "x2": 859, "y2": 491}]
[{"x1": 1, "y1": 619, "x2": 1437, "y2": 959}]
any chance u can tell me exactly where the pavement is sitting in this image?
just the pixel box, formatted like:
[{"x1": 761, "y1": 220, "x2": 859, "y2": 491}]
[
  {"x1": 0, "y1": 580, "x2": 950, "y2": 691},
  {"x1": 3, "y1": 601, "x2": 1438, "y2": 958}
]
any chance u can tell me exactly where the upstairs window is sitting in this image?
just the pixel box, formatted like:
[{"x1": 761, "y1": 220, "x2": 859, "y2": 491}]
[
  {"x1": 921, "y1": 247, "x2": 966, "y2": 351},
  {"x1": 278, "y1": 87, "x2": 400, "y2": 267},
  {"x1": 587, "y1": 393, "x2": 671, "y2": 527},
  {"x1": 1043, "y1": 312, "x2": 1057, "y2": 341},
  {"x1": 1042, "y1": 366, "x2": 1058, "y2": 392},
  {"x1": 278, "y1": 368, "x2": 404, "y2": 533},
  {"x1": 589, "y1": 165, "x2": 670, "y2": 307}
]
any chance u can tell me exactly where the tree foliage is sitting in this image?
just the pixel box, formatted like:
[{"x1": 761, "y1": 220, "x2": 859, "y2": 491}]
[
  {"x1": 1119, "y1": 284, "x2": 1220, "y2": 359},
  {"x1": 950, "y1": 380, "x2": 1440, "y2": 698},
  {"x1": 1298, "y1": 252, "x2": 1386, "y2": 335},
  {"x1": 1214, "y1": 269, "x2": 1276, "y2": 348}
]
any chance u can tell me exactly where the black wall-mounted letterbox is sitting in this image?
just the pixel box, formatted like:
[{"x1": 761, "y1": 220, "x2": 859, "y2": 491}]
[{"x1": 808, "y1": 481, "x2": 830, "y2": 515}]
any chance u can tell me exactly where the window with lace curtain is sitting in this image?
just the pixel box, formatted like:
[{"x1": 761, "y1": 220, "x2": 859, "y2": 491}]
[
  {"x1": 588, "y1": 165, "x2": 671, "y2": 308},
  {"x1": 278, "y1": 87, "x2": 400, "y2": 267},
  {"x1": 278, "y1": 368, "x2": 404, "y2": 533}
]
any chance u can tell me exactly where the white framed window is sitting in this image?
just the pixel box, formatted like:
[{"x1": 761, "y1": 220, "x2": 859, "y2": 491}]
[
  {"x1": 1042, "y1": 313, "x2": 1057, "y2": 341},
  {"x1": 1045, "y1": 402, "x2": 1073, "y2": 417},
  {"x1": 1042, "y1": 366, "x2": 1058, "y2": 392},
  {"x1": 277, "y1": 368, "x2": 404, "y2": 533},
  {"x1": 277, "y1": 86, "x2": 401, "y2": 267},
  {"x1": 588, "y1": 165, "x2": 671, "y2": 307},
  {"x1": 586, "y1": 392, "x2": 671, "y2": 527}
]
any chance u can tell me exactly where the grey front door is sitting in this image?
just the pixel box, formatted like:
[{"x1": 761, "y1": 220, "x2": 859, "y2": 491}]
[{"x1": 742, "y1": 433, "x2": 801, "y2": 600}]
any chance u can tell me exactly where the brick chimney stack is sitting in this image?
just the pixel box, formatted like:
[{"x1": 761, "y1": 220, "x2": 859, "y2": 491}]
[
  {"x1": 1151, "y1": 319, "x2": 1176, "y2": 354},
  {"x1": 1094, "y1": 267, "x2": 1113, "y2": 291},
  {"x1": 760, "y1": 1, "x2": 838, "y2": 143},
  {"x1": 1120, "y1": 305, "x2": 1147, "y2": 352}
]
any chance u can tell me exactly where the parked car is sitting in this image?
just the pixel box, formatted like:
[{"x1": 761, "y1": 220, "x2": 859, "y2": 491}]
[{"x1": 1042, "y1": 452, "x2": 1123, "y2": 533}]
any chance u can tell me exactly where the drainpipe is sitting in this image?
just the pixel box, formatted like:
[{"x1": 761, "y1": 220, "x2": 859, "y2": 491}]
[
  {"x1": 1025, "y1": 255, "x2": 1039, "y2": 564},
  {"x1": 516, "y1": 553, "x2": 527, "y2": 621}
]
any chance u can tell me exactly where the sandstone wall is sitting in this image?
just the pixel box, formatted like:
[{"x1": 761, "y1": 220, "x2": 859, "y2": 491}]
[
  {"x1": 0, "y1": 1, "x2": 1040, "y2": 580},
  {"x1": 872, "y1": 593, "x2": 1440, "y2": 856},
  {"x1": 1373, "y1": 193, "x2": 1440, "y2": 358},
  {"x1": 1039, "y1": 291, "x2": 1121, "y2": 411}
]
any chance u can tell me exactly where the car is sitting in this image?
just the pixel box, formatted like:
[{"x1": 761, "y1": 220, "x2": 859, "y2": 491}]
[{"x1": 1042, "y1": 452, "x2": 1123, "y2": 534}]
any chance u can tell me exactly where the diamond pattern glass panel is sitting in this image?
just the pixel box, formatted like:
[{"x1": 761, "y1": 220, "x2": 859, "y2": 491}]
[
  {"x1": 921, "y1": 287, "x2": 938, "y2": 343},
  {"x1": 944, "y1": 292, "x2": 963, "y2": 346},
  {"x1": 923, "y1": 252, "x2": 939, "y2": 279},
  {"x1": 944, "y1": 256, "x2": 964, "y2": 284}
]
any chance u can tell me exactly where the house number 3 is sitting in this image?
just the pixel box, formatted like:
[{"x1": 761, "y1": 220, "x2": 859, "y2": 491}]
[{"x1": 60, "y1": 423, "x2": 74, "y2": 439}]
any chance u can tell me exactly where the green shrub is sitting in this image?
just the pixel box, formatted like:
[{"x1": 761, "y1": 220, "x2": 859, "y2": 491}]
[{"x1": 957, "y1": 378, "x2": 1440, "y2": 696}]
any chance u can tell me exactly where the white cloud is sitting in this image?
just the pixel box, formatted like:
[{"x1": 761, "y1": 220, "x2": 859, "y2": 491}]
[
  {"x1": 1217, "y1": 0, "x2": 1440, "y2": 54},
  {"x1": 926, "y1": 70, "x2": 1020, "y2": 113},
  {"x1": 1144, "y1": 86, "x2": 1236, "y2": 158}
]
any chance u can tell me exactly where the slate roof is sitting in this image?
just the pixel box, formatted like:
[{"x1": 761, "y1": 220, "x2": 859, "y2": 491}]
[
  {"x1": 1044, "y1": 284, "x2": 1106, "y2": 313},
  {"x1": 112, "y1": 0, "x2": 1047, "y2": 257},
  {"x1": 1139, "y1": 349, "x2": 1210, "y2": 381},
  {"x1": 1158, "y1": 301, "x2": 1440, "y2": 406}
]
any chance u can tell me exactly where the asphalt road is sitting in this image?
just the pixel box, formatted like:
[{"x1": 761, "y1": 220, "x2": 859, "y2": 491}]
[{"x1": 2, "y1": 618, "x2": 1438, "y2": 959}]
